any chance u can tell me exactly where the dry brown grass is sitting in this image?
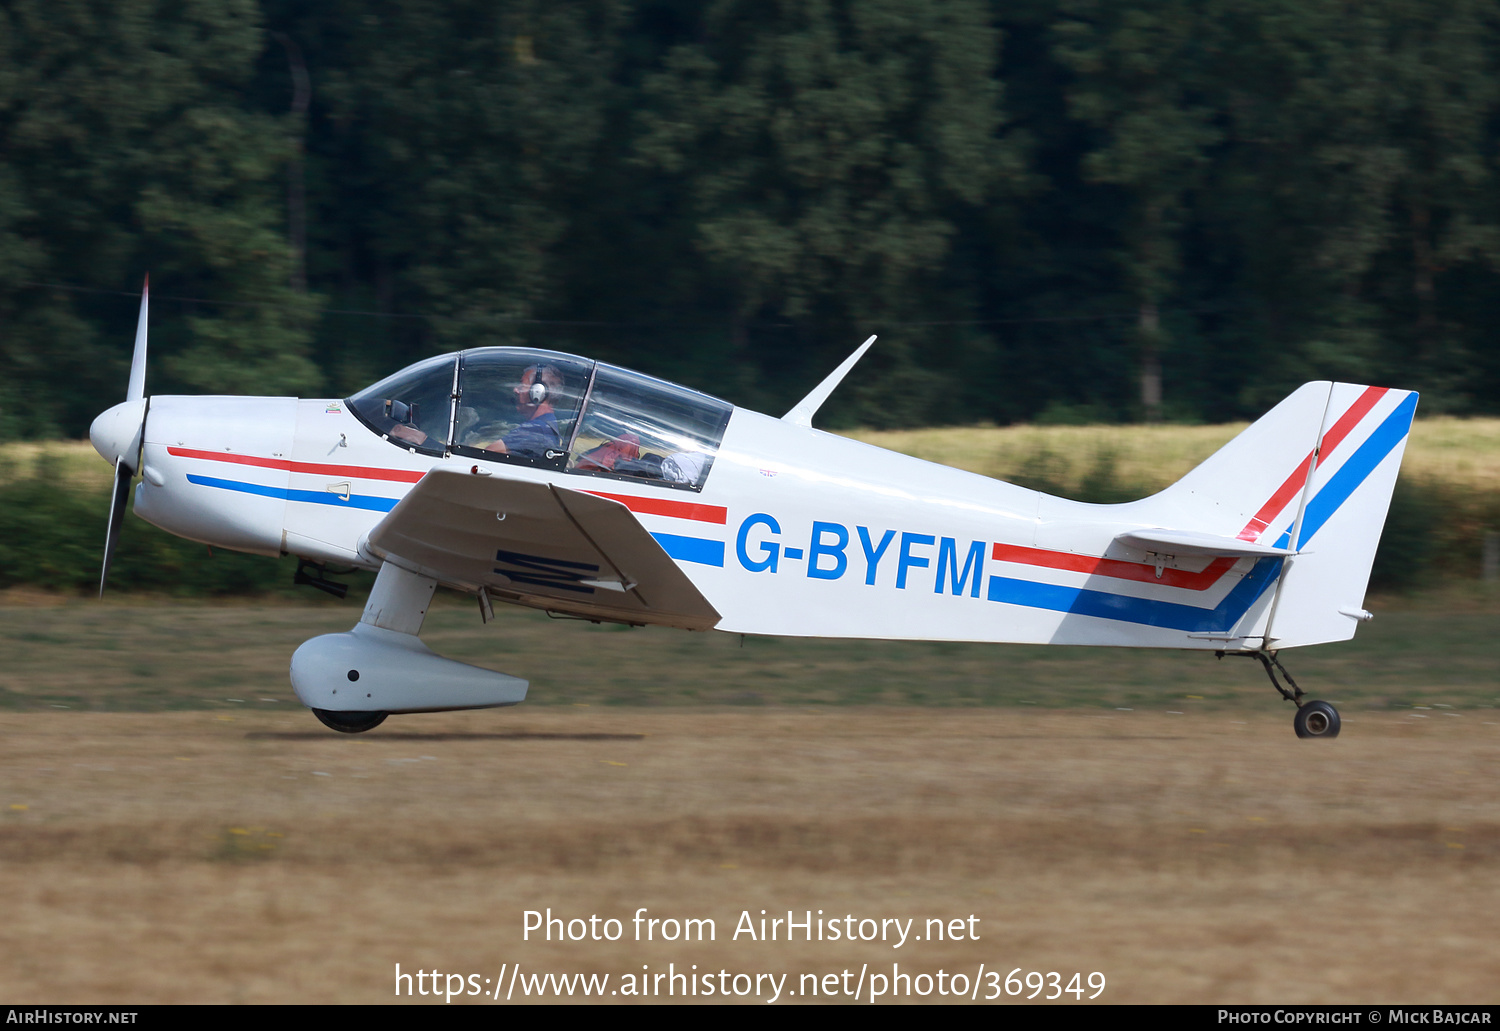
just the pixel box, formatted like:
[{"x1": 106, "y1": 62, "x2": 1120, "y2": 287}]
[
  {"x1": 2, "y1": 708, "x2": 1497, "y2": 1003},
  {"x1": 0, "y1": 440, "x2": 110, "y2": 490},
  {"x1": 845, "y1": 415, "x2": 1500, "y2": 495},
  {"x1": 5, "y1": 592, "x2": 1497, "y2": 712}
]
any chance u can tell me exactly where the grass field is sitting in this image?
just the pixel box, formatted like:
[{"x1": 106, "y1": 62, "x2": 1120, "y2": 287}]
[
  {"x1": 2, "y1": 418, "x2": 1496, "y2": 1004},
  {"x1": 2, "y1": 706, "x2": 1497, "y2": 1003},
  {"x1": 1, "y1": 592, "x2": 1497, "y2": 1003},
  {"x1": 1, "y1": 587, "x2": 1497, "y2": 714}
]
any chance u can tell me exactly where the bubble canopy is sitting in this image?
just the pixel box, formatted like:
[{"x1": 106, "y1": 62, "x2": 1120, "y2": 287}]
[{"x1": 347, "y1": 348, "x2": 733, "y2": 492}]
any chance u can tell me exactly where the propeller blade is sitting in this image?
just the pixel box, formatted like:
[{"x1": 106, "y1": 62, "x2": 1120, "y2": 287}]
[
  {"x1": 97, "y1": 275, "x2": 150, "y2": 597},
  {"x1": 99, "y1": 457, "x2": 132, "y2": 597},
  {"x1": 126, "y1": 274, "x2": 148, "y2": 402}
]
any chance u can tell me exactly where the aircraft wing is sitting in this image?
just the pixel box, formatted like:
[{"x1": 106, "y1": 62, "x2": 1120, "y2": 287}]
[{"x1": 363, "y1": 468, "x2": 721, "y2": 630}]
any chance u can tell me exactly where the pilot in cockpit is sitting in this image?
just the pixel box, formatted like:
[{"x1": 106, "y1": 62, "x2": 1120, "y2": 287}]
[{"x1": 483, "y1": 363, "x2": 564, "y2": 459}]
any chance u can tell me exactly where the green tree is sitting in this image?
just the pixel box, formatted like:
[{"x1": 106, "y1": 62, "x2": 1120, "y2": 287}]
[
  {"x1": 294, "y1": 0, "x2": 621, "y2": 369},
  {"x1": 0, "y1": 0, "x2": 320, "y2": 436},
  {"x1": 1183, "y1": 0, "x2": 1500, "y2": 412},
  {"x1": 1371, "y1": 0, "x2": 1500, "y2": 410},
  {"x1": 635, "y1": 0, "x2": 1022, "y2": 424},
  {"x1": 1179, "y1": 0, "x2": 1400, "y2": 410},
  {"x1": 1054, "y1": 1, "x2": 1221, "y2": 421}
]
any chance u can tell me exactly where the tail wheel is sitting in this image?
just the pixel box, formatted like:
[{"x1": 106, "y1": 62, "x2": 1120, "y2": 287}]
[
  {"x1": 1293, "y1": 700, "x2": 1341, "y2": 739},
  {"x1": 313, "y1": 709, "x2": 389, "y2": 734}
]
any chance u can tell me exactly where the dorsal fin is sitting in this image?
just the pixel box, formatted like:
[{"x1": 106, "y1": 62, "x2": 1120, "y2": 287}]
[{"x1": 781, "y1": 335, "x2": 876, "y2": 428}]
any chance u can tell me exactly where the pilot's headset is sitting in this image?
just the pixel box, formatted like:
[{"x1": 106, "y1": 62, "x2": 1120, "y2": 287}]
[{"x1": 522, "y1": 364, "x2": 560, "y2": 405}]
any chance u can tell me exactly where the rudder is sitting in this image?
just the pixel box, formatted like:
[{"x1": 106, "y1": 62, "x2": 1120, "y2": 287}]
[{"x1": 1123, "y1": 382, "x2": 1418, "y2": 648}]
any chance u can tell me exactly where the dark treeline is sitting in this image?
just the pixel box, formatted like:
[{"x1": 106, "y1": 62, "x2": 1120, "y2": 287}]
[{"x1": 4, "y1": 0, "x2": 1500, "y2": 438}]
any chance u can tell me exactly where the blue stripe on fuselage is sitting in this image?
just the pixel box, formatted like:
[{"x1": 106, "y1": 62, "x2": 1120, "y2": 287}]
[
  {"x1": 186, "y1": 474, "x2": 399, "y2": 512},
  {"x1": 987, "y1": 556, "x2": 1282, "y2": 633},
  {"x1": 189, "y1": 474, "x2": 728, "y2": 565},
  {"x1": 650, "y1": 531, "x2": 726, "y2": 567},
  {"x1": 986, "y1": 394, "x2": 1413, "y2": 630}
]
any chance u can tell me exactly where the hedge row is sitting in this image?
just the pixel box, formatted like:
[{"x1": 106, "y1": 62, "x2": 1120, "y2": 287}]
[{"x1": 0, "y1": 470, "x2": 1490, "y2": 596}]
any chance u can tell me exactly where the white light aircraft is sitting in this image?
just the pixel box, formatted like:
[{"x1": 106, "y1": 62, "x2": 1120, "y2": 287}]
[{"x1": 90, "y1": 280, "x2": 1418, "y2": 737}]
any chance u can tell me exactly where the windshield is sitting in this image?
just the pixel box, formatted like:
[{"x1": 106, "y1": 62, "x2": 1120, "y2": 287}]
[{"x1": 346, "y1": 352, "x2": 457, "y2": 455}]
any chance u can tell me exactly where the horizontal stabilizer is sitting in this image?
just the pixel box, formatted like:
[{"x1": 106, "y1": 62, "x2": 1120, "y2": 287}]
[{"x1": 1115, "y1": 528, "x2": 1295, "y2": 558}]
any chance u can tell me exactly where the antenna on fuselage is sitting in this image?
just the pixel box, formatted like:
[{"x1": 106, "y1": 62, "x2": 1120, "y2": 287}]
[{"x1": 781, "y1": 335, "x2": 876, "y2": 429}]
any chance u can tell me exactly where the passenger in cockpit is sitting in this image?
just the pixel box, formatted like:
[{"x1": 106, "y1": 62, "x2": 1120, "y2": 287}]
[{"x1": 484, "y1": 364, "x2": 564, "y2": 459}]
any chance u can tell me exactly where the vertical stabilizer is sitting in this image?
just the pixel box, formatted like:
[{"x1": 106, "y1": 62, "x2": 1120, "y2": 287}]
[
  {"x1": 1118, "y1": 382, "x2": 1418, "y2": 648},
  {"x1": 1263, "y1": 386, "x2": 1418, "y2": 647}
]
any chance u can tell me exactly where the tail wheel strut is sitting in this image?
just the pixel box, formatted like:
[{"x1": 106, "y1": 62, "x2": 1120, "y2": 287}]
[
  {"x1": 1255, "y1": 651, "x2": 1341, "y2": 740},
  {"x1": 1255, "y1": 650, "x2": 1304, "y2": 705}
]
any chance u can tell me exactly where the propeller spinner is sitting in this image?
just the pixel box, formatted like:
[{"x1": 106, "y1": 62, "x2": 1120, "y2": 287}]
[{"x1": 89, "y1": 276, "x2": 150, "y2": 596}]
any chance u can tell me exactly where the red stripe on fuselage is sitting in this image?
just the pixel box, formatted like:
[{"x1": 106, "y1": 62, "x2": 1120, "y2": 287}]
[
  {"x1": 992, "y1": 385, "x2": 1390, "y2": 590},
  {"x1": 581, "y1": 489, "x2": 728, "y2": 524},
  {"x1": 166, "y1": 447, "x2": 426, "y2": 483},
  {"x1": 991, "y1": 543, "x2": 1237, "y2": 591},
  {"x1": 167, "y1": 448, "x2": 729, "y2": 522}
]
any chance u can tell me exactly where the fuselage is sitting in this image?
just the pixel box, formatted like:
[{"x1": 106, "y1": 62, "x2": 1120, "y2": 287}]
[
  {"x1": 101, "y1": 348, "x2": 1416, "y2": 656},
  {"x1": 124, "y1": 391, "x2": 1272, "y2": 651}
]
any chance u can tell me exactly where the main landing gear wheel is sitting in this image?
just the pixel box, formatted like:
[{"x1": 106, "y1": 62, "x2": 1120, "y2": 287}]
[
  {"x1": 313, "y1": 709, "x2": 389, "y2": 734},
  {"x1": 1293, "y1": 700, "x2": 1341, "y2": 739}
]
